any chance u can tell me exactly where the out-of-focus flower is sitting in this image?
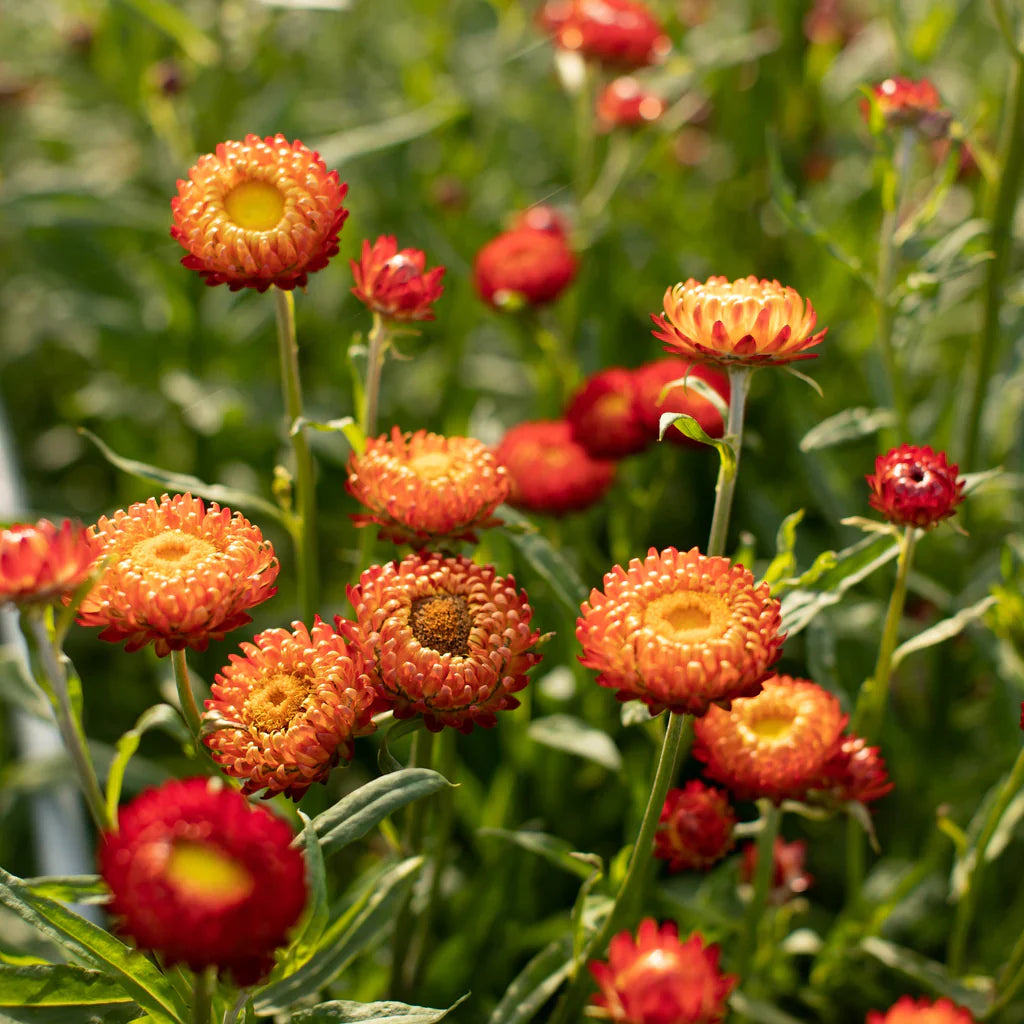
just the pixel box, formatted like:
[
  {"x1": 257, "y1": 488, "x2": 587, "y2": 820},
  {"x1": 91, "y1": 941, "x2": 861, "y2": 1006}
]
[
  {"x1": 577, "y1": 547, "x2": 784, "y2": 716},
  {"x1": 866, "y1": 444, "x2": 964, "y2": 530},
  {"x1": 170, "y1": 133, "x2": 348, "y2": 292},
  {"x1": 862, "y1": 77, "x2": 951, "y2": 138},
  {"x1": 809, "y1": 733, "x2": 893, "y2": 807},
  {"x1": 631, "y1": 358, "x2": 729, "y2": 448},
  {"x1": 803, "y1": 0, "x2": 862, "y2": 46},
  {"x1": 0, "y1": 519, "x2": 100, "y2": 609},
  {"x1": 350, "y1": 235, "x2": 445, "y2": 322},
  {"x1": 99, "y1": 777, "x2": 306, "y2": 985},
  {"x1": 203, "y1": 619, "x2": 378, "y2": 800},
  {"x1": 347, "y1": 552, "x2": 542, "y2": 733},
  {"x1": 347, "y1": 428, "x2": 509, "y2": 546},
  {"x1": 496, "y1": 419, "x2": 615, "y2": 515},
  {"x1": 652, "y1": 276, "x2": 827, "y2": 370},
  {"x1": 77, "y1": 493, "x2": 278, "y2": 657},
  {"x1": 597, "y1": 76, "x2": 666, "y2": 129},
  {"x1": 473, "y1": 227, "x2": 578, "y2": 309},
  {"x1": 566, "y1": 368, "x2": 649, "y2": 459},
  {"x1": 654, "y1": 780, "x2": 736, "y2": 872},
  {"x1": 867, "y1": 996, "x2": 977, "y2": 1024},
  {"x1": 740, "y1": 837, "x2": 813, "y2": 904},
  {"x1": 589, "y1": 918, "x2": 736, "y2": 1024},
  {"x1": 513, "y1": 205, "x2": 571, "y2": 237},
  {"x1": 537, "y1": 0, "x2": 671, "y2": 69}
]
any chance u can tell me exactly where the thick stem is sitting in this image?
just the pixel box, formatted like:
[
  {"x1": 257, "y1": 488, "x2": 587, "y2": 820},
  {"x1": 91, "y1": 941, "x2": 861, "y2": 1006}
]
[
  {"x1": 171, "y1": 648, "x2": 203, "y2": 742},
  {"x1": 706, "y1": 367, "x2": 753, "y2": 559},
  {"x1": 190, "y1": 966, "x2": 214, "y2": 1024},
  {"x1": 361, "y1": 312, "x2": 390, "y2": 439},
  {"x1": 737, "y1": 800, "x2": 782, "y2": 981}
]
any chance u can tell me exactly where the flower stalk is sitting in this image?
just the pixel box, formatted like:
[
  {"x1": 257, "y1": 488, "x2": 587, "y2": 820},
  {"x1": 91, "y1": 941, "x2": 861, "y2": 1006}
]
[
  {"x1": 171, "y1": 648, "x2": 204, "y2": 744},
  {"x1": 361, "y1": 312, "x2": 390, "y2": 439},
  {"x1": 737, "y1": 799, "x2": 782, "y2": 981},
  {"x1": 707, "y1": 366, "x2": 752, "y2": 559}
]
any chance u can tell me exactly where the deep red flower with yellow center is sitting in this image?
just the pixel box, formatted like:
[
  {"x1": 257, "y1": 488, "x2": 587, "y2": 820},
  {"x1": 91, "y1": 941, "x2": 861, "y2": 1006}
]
[
  {"x1": 693, "y1": 675, "x2": 847, "y2": 802},
  {"x1": 866, "y1": 444, "x2": 964, "y2": 530},
  {"x1": 77, "y1": 493, "x2": 279, "y2": 656},
  {"x1": 347, "y1": 428, "x2": 509, "y2": 546},
  {"x1": 566, "y1": 368, "x2": 649, "y2": 459},
  {"x1": 347, "y1": 553, "x2": 542, "y2": 733},
  {"x1": 203, "y1": 618, "x2": 378, "y2": 800},
  {"x1": 740, "y1": 837, "x2": 813, "y2": 904},
  {"x1": 0, "y1": 519, "x2": 100, "y2": 608},
  {"x1": 350, "y1": 235, "x2": 445, "y2": 321},
  {"x1": 577, "y1": 547, "x2": 784, "y2": 716},
  {"x1": 538, "y1": 0, "x2": 671, "y2": 68},
  {"x1": 868, "y1": 996, "x2": 977, "y2": 1024},
  {"x1": 98, "y1": 776, "x2": 306, "y2": 985},
  {"x1": 652, "y1": 276, "x2": 828, "y2": 369},
  {"x1": 597, "y1": 76, "x2": 666, "y2": 129},
  {"x1": 589, "y1": 919, "x2": 736, "y2": 1024},
  {"x1": 170, "y1": 133, "x2": 348, "y2": 292},
  {"x1": 473, "y1": 227, "x2": 578, "y2": 309},
  {"x1": 863, "y1": 77, "x2": 951, "y2": 138},
  {"x1": 654, "y1": 781, "x2": 736, "y2": 872},
  {"x1": 631, "y1": 358, "x2": 730, "y2": 448}
]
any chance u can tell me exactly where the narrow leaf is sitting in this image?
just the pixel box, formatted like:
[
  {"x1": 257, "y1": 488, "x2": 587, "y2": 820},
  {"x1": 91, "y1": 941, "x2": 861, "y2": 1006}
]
[
  {"x1": 799, "y1": 408, "x2": 896, "y2": 452},
  {"x1": 21, "y1": 875, "x2": 107, "y2": 904},
  {"x1": 0, "y1": 645, "x2": 50, "y2": 720},
  {"x1": 279, "y1": 812, "x2": 330, "y2": 975},
  {"x1": 486, "y1": 934, "x2": 574, "y2": 1024},
  {"x1": 761, "y1": 510, "x2": 805, "y2": 587},
  {"x1": 0, "y1": 961, "x2": 136, "y2": 1008},
  {"x1": 658, "y1": 414, "x2": 736, "y2": 476},
  {"x1": 296, "y1": 416, "x2": 366, "y2": 455},
  {"x1": 115, "y1": 0, "x2": 218, "y2": 64},
  {"x1": 291, "y1": 995, "x2": 468, "y2": 1023},
  {"x1": 890, "y1": 595, "x2": 997, "y2": 670},
  {"x1": 526, "y1": 715, "x2": 622, "y2": 771},
  {"x1": 106, "y1": 705, "x2": 189, "y2": 820},
  {"x1": 478, "y1": 828, "x2": 601, "y2": 881}
]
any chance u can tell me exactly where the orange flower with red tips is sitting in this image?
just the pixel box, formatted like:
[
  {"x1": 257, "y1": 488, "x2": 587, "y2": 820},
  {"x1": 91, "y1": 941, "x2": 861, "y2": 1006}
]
[
  {"x1": 868, "y1": 996, "x2": 977, "y2": 1024},
  {"x1": 652, "y1": 276, "x2": 828, "y2": 369},
  {"x1": 867, "y1": 444, "x2": 964, "y2": 530},
  {"x1": 589, "y1": 919, "x2": 736, "y2": 1024},
  {"x1": 350, "y1": 235, "x2": 445, "y2": 321},
  {"x1": 740, "y1": 837, "x2": 813, "y2": 904},
  {"x1": 654, "y1": 781, "x2": 736, "y2": 872},
  {"x1": 347, "y1": 428, "x2": 509, "y2": 546},
  {"x1": 566, "y1": 368, "x2": 649, "y2": 459},
  {"x1": 77, "y1": 493, "x2": 279, "y2": 656},
  {"x1": 577, "y1": 547, "x2": 784, "y2": 716},
  {"x1": 99, "y1": 776, "x2": 306, "y2": 985},
  {"x1": 473, "y1": 227, "x2": 578, "y2": 309},
  {"x1": 170, "y1": 133, "x2": 348, "y2": 292},
  {"x1": 631, "y1": 358, "x2": 730, "y2": 448},
  {"x1": 863, "y1": 77, "x2": 951, "y2": 138},
  {"x1": 347, "y1": 553, "x2": 542, "y2": 733},
  {"x1": 597, "y1": 76, "x2": 666, "y2": 130},
  {"x1": 0, "y1": 519, "x2": 100, "y2": 608},
  {"x1": 538, "y1": 0, "x2": 671, "y2": 69},
  {"x1": 203, "y1": 618, "x2": 378, "y2": 800}
]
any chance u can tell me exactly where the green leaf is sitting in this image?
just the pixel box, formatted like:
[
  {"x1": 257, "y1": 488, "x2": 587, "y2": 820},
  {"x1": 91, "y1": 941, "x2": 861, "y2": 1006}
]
[
  {"x1": 477, "y1": 829, "x2": 602, "y2": 881},
  {"x1": 0, "y1": 962, "x2": 139, "y2": 1021},
  {"x1": 21, "y1": 875, "x2": 107, "y2": 905},
  {"x1": 656, "y1": 372, "x2": 729, "y2": 422},
  {"x1": 799, "y1": 408, "x2": 897, "y2": 452},
  {"x1": 485, "y1": 934, "x2": 574, "y2": 1024},
  {"x1": 278, "y1": 813, "x2": 330, "y2": 976},
  {"x1": 297, "y1": 416, "x2": 366, "y2": 455},
  {"x1": 890, "y1": 595, "x2": 997, "y2": 670},
  {"x1": 106, "y1": 705, "x2": 189, "y2": 821},
  {"x1": 0, "y1": 645, "x2": 50, "y2": 720},
  {"x1": 290, "y1": 995, "x2": 468, "y2": 1023},
  {"x1": 526, "y1": 714, "x2": 622, "y2": 771},
  {"x1": 620, "y1": 700, "x2": 656, "y2": 727},
  {"x1": 658, "y1": 414, "x2": 736, "y2": 476},
  {"x1": 760, "y1": 510, "x2": 805, "y2": 588},
  {"x1": 114, "y1": 0, "x2": 218, "y2": 64}
]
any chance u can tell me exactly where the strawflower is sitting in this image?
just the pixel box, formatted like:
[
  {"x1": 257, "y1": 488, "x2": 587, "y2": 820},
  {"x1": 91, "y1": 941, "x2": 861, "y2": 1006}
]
[
  {"x1": 473, "y1": 226, "x2": 578, "y2": 309},
  {"x1": 863, "y1": 77, "x2": 951, "y2": 138},
  {"x1": 514, "y1": 204, "x2": 571, "y2": 236},
  {"x1": 566, "y1": 367, "x2": 650, "y2": 459},
  {"x1": 654, "y1": 780, "x2": 736, "y2": 872},
  {"x1": 99, "y1": 776, "x2": 306, "y2": 985},
  {"x1": 867, "y1": 996, "x2": 977, "y2": 1024},
  {"x1": 597, "y1": 76, "x2": 666, "y2": 129},
  {"x1": 631, "y1": 358, "x2": 729, "y2": 447},
  {"x1": 350, "y1": 234, "x2": 445, "y2": 321},
  {"x1": 77, "y1": 493, "x2": 279, "y2": 656},
  {"x1": 0, "y1": 519, "x2": 99, "y2": 608},
  {"x1": 577, "y1": 547, "x2": 784, "y2": 716},
  {"x1": 866, "y1": 444, "x2": 964, "y2": 530},
  {"x1": 809, "y1": 733, "x2": 893, "y2": 807},
  {"x1": 740, "y1": 837, "x2": 813, "y2": 904},
  {"x1": 537, "y1": 0, "x2": 671, "y2": 69},
  {"x1": 170, "y1": 133, "x2": 348, "y2": 291}
]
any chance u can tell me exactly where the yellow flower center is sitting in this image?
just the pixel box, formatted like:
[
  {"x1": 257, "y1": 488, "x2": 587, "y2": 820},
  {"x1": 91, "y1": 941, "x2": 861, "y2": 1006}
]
[
  {"x1": 643, "y1": 591, "x2": 728, "y2": 643},
  {"x1": 408, "y1": 451, "x2": 454, "y2": 481},
  {"x1": 165, "y1": 839, "x2": 254, "y2": 904},
  {"x1": 224, "y1": 180, "x2": 286, "y2": 231},
  {"x1": 747, "y1": 713, "x2": 795, "y2": 742},
  {"x1": 410, "y1": 594, "x2": 471, "y2": 657},
  {"x1": 129, "y1": 530, "x2": 217, "y2": 573},
  {"x1": 243, "y1": 671, "x2": 314, "y2": 731}
]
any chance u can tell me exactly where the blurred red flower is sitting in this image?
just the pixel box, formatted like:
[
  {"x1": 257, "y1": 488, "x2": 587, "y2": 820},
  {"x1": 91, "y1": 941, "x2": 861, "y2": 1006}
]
[
  {"x1": 474, "y1": 227, "x2": 578, "y2": 308},
  {"x1": 0, "y1": 519, "x2": 99, "y2": 609},
  {"x1": 537, "y1": 0, "x2": 671, "y2": 68}
]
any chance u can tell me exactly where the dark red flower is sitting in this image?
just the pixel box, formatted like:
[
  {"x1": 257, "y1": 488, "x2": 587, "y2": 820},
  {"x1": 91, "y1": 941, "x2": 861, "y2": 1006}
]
[
  {"x1": 538, "y1": 0, "x2": 671, "y2": 69},
  {"x1": 350, "y1": 235, "x2": 445, "y2": 321},
  {"x1": 740, "y1": 837, "x2": 813, "y2": 904},
  {"x1": 862, "y1": 77, "x2": 951, "y2": 138},
  {"x1": 654, "y1": 781, "x2": 736, "y2": 872},
  {"x1": 808, "y1": 733, "x2": 893, "y2": 807},
  {"x1": 473, "y1": 227, "x2": 578, "y2": 308},
  {"x1": 566, "y1": 367, "x2": 649, "y2": 459},
  {"x1": 866, "y1": 444, "x2": 964, "y2": 529},
  {"x1": 596, "y1": 76, "x2": 666, "y2": 129},
  {"x1": 631, "y1": 358, "x2": 730, "y2": 448}
]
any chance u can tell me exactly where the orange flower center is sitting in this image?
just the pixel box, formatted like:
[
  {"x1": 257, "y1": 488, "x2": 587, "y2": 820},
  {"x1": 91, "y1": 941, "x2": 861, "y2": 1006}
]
[
  {"x1": 643, "y1": 591, "x2": 728, "y2": 643},
  {"x1": 408, "y1": 451, "x2": 455, "y2": 481},
  {"x1": 129, "y1": 530, "x2": 218, "y2": 573},
  {"x1": 165, "y1": 839, "x2": 254, "y2": 904},
  {"x1": 410, "y1": 594, "x2": 471, "y2": 656},
  {"x1": 224, "y1": 180, "x2": 286, "y2": 231},
  {"x1": 242, "y1": 671, "x2": 314, "y2": 731}
]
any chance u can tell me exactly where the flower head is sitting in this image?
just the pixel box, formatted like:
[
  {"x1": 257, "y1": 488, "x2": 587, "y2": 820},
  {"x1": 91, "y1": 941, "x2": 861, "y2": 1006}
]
[
  {"x1": 654, "y1": 781, "x2": 736, "y2": 872},
  {"x1": 513, "y1": 205, "x2": 572, "y2": 237},
  {"x1": 347, "y1": 553, "x2": 542, "y2": 733},
  {"x1": 0, "y1": 519, "x2": 100, "y2": 608},
  {"x1": 170, "y1": 133, "x2": 348, "y2": 292},
  {"x1": 350, "y1": 235, "x2": 445, "y2": 321},
  {"x1": 867, "y1": 445, "x2": 964, "y2": 530},
  {"x1": 77, "y1": 493, "x2": 279, "y2": 656},
  {"x1": 597, "y1": 76, "x2": 666, "y2": 129},
  {"x1": 652, "y1": 276, "x2": 827, "y2": 369},
  {"x1": 566, "y1": 368, "x2": 649, "y2": 459},
  {"x1": 867, "y1": 996, "x2": 977, "y2": 1024},
  {"x1": 740, "y1": 837, "x2": 813, "y2": 904},
  {"x1": 473, "y1": 227, "x2": 578, "y2": 309},
  {"x1": 863, "y1": 77, "x2": 951, "y2": 138},
  {"x1": 577, "y1": 547, "x2": 784, "y2": 716},
  {"x1": 631, "y1": 358, "x2": 729, "y2": 448},
  {"x1": 496, "y1": 419, "x2": 616, "y2": 515},
  {"x1": 589, "y1": 919, "x2": 736, "y2": 1024},
  {"x1": 809, "y1": 733, "x2": 893, "y2": 807},
  {"x1": 99, "y1": 777, "x2": 306, "y2": 985},
  {"x1": 538, "y1": 0, "x2": 671, "y2": 69}
]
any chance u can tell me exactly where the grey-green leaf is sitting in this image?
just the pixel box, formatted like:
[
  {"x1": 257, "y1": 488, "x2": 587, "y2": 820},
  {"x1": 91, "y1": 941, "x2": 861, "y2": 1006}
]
[
  {"x1": 290, "y1": 994, "x2": 468, "y2": 1023},
  {"x1": 526, "y1": 715, "x2": 622, "y2": 771}
]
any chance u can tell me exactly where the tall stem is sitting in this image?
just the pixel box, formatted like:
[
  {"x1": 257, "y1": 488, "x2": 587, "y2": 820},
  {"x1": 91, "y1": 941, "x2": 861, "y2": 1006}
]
[
  {"x1": 361, "y1": 312, "x2": 390, "y2": 439},
  {"x1": 737, "y1": 800, "x2": 782, "y2": 980},
  {"x1": 171, "y1": 648, "x2": 203, "y2": 742},
  {"x1": 706, "y1": 367, "x2": 753, "y2": 559},
  {"x1": 190, "y1": 966, "x2": 214, "y2": 1024}
]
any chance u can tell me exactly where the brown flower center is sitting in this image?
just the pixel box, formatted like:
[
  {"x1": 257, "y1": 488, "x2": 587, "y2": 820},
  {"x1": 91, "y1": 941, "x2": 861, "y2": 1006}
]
[
  {"x1": 643, "y1": 591, "x2": 727, "y2": 643},
  {"x1": 410, "y1": 594, "x2": 471, "y2": 656},
  {"x1": 129, "y1": 530, "x2": 217, "y2": 573},
  {"x1": 408, "y1": 451, "x2": 455, "y2": 481},
  {"x1": 242, "y1": 671, "x2": 314, "y2": 731},
  {"x1": 224, "y1": 180, "x2": 286, "y2": 231},
  {"x1": 165, "y1": 839, "x2": 254, "y2": 904}
]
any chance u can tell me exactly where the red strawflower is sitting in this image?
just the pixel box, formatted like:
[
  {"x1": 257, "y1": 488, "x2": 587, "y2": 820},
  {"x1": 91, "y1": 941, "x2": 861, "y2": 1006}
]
[
  {"x1": 589, "y1": 918, "x2": 736, "y2": 1024},
  {"x1": 597, "y1": 76, "x2": 667, "y2": 129},
  {"x1": 740, "y1": 837, "x2": 813, "y2": 904},
  {"x1": 867, "y1": 996, "x2": 977, "y2": 1024},
  {"x1": 631, "y1": 358, "x2": 730, "y2": 448},
  {"x1": 654, "y1": 781, "x2": 736, "y2": 872},
  {"x1": 566, "y1": 368, "x2": 650, "y2": 459},
  {"x1": 0, "y1": 519, "x2": 100, "y2": 608},
  {"x1": 496, "y1": 419, "x2": 616, "y2": 515},
  {"x1": 350, "y1": 235, "x2": 445, "y2": 321},
  {"x1": 537, "y1": 0, "x2": 671, "y2": 69},
  {"x1": 473, "y1": 227, "x2": 578, "y2": 309},
  {"x1": 170, "y1": 134, "x2": 348, "y2": 292},
  {"x1": 866, "y1": 444, "x2": 964, "y2": 529},
  {"x1": 863, "y1": 77, "x2": 951, "y2": 138},
  {"x1": 98, "y1": 777, "x2": 306, "y2": 985},
  {"x1": 513, "y1": 205, "x2": 571, "y2": 237},
  {"x1": 809, "y1": 733, "x2": 893, "y2": 807}
]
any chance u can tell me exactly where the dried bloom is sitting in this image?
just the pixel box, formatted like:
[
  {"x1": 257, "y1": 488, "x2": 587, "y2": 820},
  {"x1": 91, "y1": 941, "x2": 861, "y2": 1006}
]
[
  {"x1": 867, "y1": 996, "x2": 977, "y2": 1024},
  {"x1": 77, "y1": 493, "x2": 278, "y2": 656},
  {"x1": 496, "y1": 419, "x2": 616, "y2": 515},
  {"x1": 350, "y1": 235, "x2": 445, "y2": 322},
  {"x1": 654, "y1": 781, "x2": 736, "y2": 872},
  {"x1": 170, "y1": 133, "x2": 348, "y2": 292},
  {"x1": 652, "y1": 276, "x2": 828, "y2": 369},
  {"x1": 347, "y1": 428, "x2": 509, "y2": 546},
  {"x1": 809, "y1": 733, "x2": 893, "y2": 807},
  {"x1": 693, "y1": 675, "x2": 847, "y2": 802},
  {"x1": 473, "y1": 227, "x2": 578, "y2": 309},
  {"x1": 577, "y1": 547, "x2": 784, "y2": 716},
  {"x1": 0, "y1": 519, "x2": 100, "y2": 608},
  {"x1": 203, "y1": 618, "x2": 378, "y2": 800},
  {"x1": 99, "y1": 776, "x2": 306, "y2": 985},
  {"x1": 566, "y1": 368, "x2": 649, "y2": 459},
  {"x1": 538, "y1": 0, "x2": 671, "y2": 69},
  {"x1": 597, "y1": 76, "x2": 666, "y2": 129},
  {"x1": 631, "y1": 358, "x2": 730, "y2": 448},
  {"x1": 347, "y1": 552, "x2": 542, "y2": 733},
  {"x1": 866, "y1": 445, "x2": 964, "y2": 530},
  {"x1": 589, "y1": 918, "x2": 736, "y2": 1024},
  {"x1": 740, "y1": 837, "x2": 813, "y2": 904},
  {"x1": 863, "y1": 77, "x2": 951, "y2": 138}
]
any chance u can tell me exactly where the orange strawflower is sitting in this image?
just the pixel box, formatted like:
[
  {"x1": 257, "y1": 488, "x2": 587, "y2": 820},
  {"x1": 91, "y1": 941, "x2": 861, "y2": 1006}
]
[
  {"x1": 347, "y1": 553, "x2": 542, "y2": 733},
  {"x1": 740, "y1": 837, "x2": 813, "y2": 904},
  {"x1": 597, "y1": 76, "x2": 666, "y2": 130},
  {"x1": 170, "y1": 133, "x2": 348, "y2": 292},
  {"x1": 473, "y1": 227, "x2": 578, "y2": 309},
  {"x1": 654, "y1": 781, "x2": 736, "y2": 872},
  {"x1": 631, "y1": 358, "x2": 730, "y2": 448},
  {"x1": 538, "y1": 0, "x2": 671, "y2": 69},
  {"x1": 863, "y1": 77, "x2": 951, "y2": 138},
  {"x1": 347, "y1": 428, "x2": 509, "y2": 546},
  {"x1": 566, "y1": 368, "x2": 650, "y2": 459},
  {"x1": 203, "y1": 618, "x2": 378, "y2": 800},
  {"x1": 867, "y1": 996, "x2": 976, "y2": 1024},
  {"x1": 651, "y1": 275, "x2": 828, "y2": 369},
  {"x1": 77, "y1": 493, "x2": 279, "y2": 656},
  {"x1": 577, "y1": 547, "x2": 784, "y2": 716},
  {"x1": 866, "y1": 444, "x2": 964, "y2": 530},
  {"x1": 350, "y1": 235, "x2": 445, "y2": 321},
  {"x1": 0, "y1": 519, "x2": 100, "y2": 608}
]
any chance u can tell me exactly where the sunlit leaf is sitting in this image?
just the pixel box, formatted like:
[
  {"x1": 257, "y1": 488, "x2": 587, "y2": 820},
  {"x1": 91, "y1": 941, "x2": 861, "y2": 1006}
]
[
  {"x1": 526, "y1": 715, "x2": 622, "y2": 771},
  {"x1": 290, "y1": 995, "x2": 468, "y2": 1023},
  {"x1": 799, "y1": 408, "x2": 896, "y2": 452},
  {"x1": 890, "y1": 595, "x2": 997, "y2": 669},
  {"x1": 477, "y1": 828, "x2": 601, "y2": 881}
]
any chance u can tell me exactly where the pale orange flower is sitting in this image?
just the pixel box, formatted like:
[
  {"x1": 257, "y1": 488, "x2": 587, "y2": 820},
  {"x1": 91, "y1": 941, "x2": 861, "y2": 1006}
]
[{"x1": 0, "y1": 519, "x2": 100, "y2": 608}]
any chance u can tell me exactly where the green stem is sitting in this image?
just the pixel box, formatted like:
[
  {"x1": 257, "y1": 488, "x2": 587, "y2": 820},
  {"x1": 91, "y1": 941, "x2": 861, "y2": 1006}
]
[
  {"x1": 361, "y1": 312, "x2": 390, "y2": 438},
  {"x1": 993, "y1": 923, "x2": 1024, "y2": 1013},
  {"x1": 572, "y1": 61, "x2": 596, "y2": 203},
  {"x1": 171, "y1": 648, "x2": 203, "y2": 742},
  {"x1": 274, "y1": 286, "x2": 318, "y2": 622},
  {"x1": 737, "y1": 800, "x2": 782, "y2": 981},
  {"x1": 190, "y1": 966, "x2": 214, "y2": 1024},
  {"x1": 706, "y1": 367, "x2": 753, "y2": 559}
]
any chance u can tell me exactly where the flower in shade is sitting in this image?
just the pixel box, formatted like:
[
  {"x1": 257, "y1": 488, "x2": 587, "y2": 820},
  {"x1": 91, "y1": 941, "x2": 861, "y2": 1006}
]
[
  {"x1": 347, "y1": 552, "x2": 542, "y2": 733},
  {"x1": 692, "y1": 675, "x2": 847, "y2": 802},
  {"x1": 740, "y1": 837, "x2": 813, "y2": 904},
  {"x1": 566, "y1": 368, "x2": 649, "y2": 459},
  {"x1": 862, "y1": 77, "x2": 951, "y2": 138},
  {"x1": 538, "y1": 0, "x2": 671, "y2": 69},
  {"x1": 654, "y1": 780, "x2": 736, "y2": 872},
  {"x1": 866, "y1": 445, "x2": 964, "y2": 530},
  {"x1": 631, "y1": 358, "x2": 730, "y2": 448},
  {"x1": 809, "y1": 733, "x2": 893, "y2": 808},
  {"x1": 203, "y1": 618, "x2": 378, "y2": 801},
  {"x1": 589, "y1": 918, "x2": 736, "y2": 1024},
  {"x1": 473, "y1": 227, "x2": 578, "y2": 309},
  {"x1": 597, "y1": 76, "x2": 666, "y2": 130},
  {"x1": 577, "y1": 547, "x2": 784, "y2": 717},
  {"x1": 0, "y1": 519, "x2": 100, "y2": 609},
  {"x1": 98, "y1": 776, "x2": 306, "y2": 985},
  {"x1": 652, "y1": 276, "x2": 828, "y2": 370},
  {"x1": 495, "y1": 419, "x2": 616, "y2": 515},
  {"x1": 170, "y1": 133, "x2": 348, "y2": 292},
  {"x1": 77, "y1": 493, "x2": 279, "y2": 657},
  {"x1": 867, "y1": 996, "x2": 977, "y2": 1024},
  {"x1": 350, "y1": 235, "x2": 445, "y2": 322}
]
